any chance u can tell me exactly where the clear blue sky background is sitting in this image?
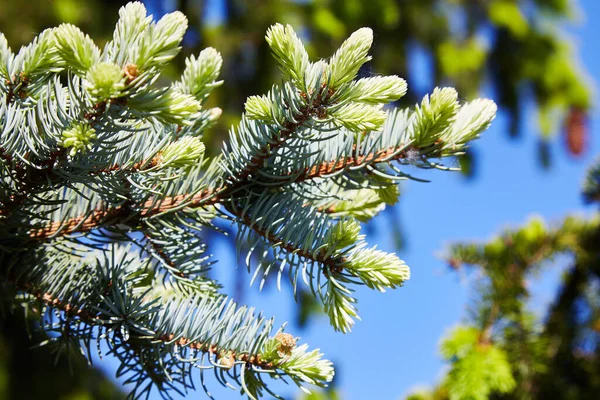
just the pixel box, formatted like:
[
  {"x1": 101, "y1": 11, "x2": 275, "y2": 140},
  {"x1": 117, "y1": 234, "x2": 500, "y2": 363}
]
[{"x1": 97, "y1": 1, "x2": 600, "y2": 398}]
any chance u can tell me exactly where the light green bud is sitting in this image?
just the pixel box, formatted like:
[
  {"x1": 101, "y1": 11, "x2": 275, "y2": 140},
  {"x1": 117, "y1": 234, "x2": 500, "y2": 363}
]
[
  {"x1": 159, "y1": 136, "x2": 205, "y2": 168},
  {"x1": 328, "y1": 27, "x2": 373, "y2": 88},
  {"x1": 54, "y1": 23, "x2": 100, "y2": 75},
  {"x1": 324, "y1": 218, "x2": 362, "y2": 251},
  {"x1": 245, "y1": 95, "x2": 274, "y2": 121},
  {"x1": 84, "y1": 62, "x2": 126, "y2": 100},
  {"x1": 60, "y1": 123, "x2": 97, "y2": 156},
  {"x1": 330, "y1": 102, "x2": 387, "y2": 132},
  {"x1": 345, "y1": 247, "x2": 410, "y2": 291}
]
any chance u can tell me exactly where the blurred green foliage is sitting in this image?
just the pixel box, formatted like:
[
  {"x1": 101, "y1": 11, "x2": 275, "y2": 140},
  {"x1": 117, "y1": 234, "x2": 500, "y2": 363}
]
[
  {"x1": 0, "y1": 0, "x2": 127, "y2": 46},
  {"x1": 298, "y1": 388, "x2": 342, "y2": 400},
  {"x1": 173, "y1": 0, "x2": 591, "y2": 153},
  {"x1": 0, "y1": 301, "x2": 124, "y2": 399},
  {"x1": 408, "y1": 210, "x2": 600, "y2": 399},
  {"x1": 1, "y1": 0, "x2": 590, "y2": 158}
]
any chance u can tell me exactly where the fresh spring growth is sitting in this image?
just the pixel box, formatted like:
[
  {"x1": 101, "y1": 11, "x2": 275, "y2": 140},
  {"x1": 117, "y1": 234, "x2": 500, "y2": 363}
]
[
  {"x1": 344, "y1": 75, "x2": 408, "y2": 104},
  {"x1": 345, "y1": 247, "x2": 411, "y2": 291},
  {"x1": 0, "y1": 33, "x2": 9, "y2": 76},
  {"x1": 245, "y1": 94, "x2": 275, "y2": 121},
  {"x1": 375, "y1": 183, "x2": 401, "y2": 206},
  {"x1": 135, "y1": 11, "x2": 188, "y2": 71},
  {"x1": 127, "y1": 88, "x2": 201, "y2": 125},
  {"x1": 328, "y1": 27, "x2": 373, "y2": 88},
  {"x1": 330, "y1": 102, "x2": 387, "y2": 132},
  {"x1": 159, "y1": 136, "x2": 205, "y2": 168},
  {"x1": 411, "y1": 87, "x2": 460, "y2": 147},
  {"x1": 325, "y1": 279, "x2": 359, "y2": 333},
  {"x1": 177, "y1": 47, "x2": 223, "y2": 102},
  {"x1": 278, "y1": 344, "x2": 335, "y2": 390},
  {"x1": 157, "y1": 91, "x2": 202, "y2": 124},
  {"x1": 443, "y1": 99, "x2": 498, "y2": 149},
  {"x1": 244, "y1": 85, "x2": 289, "y2": 123},
  {"x1": 20, "y1": 28, "x2": 63, "y2": 82},
  {"x1": 54, "y1": 24, "x2": 100, "y2": 76},
  {"x1": 440, "y1": 327, "x2": 516, "y2": 400},
  {"x1": 324, "y1": 218, "x2": 362, "y2": 251},
  {"x1": 106, "y1": 2, "x2": 152, "y2": 65},
  {"x1": 265, "y1": 23, "x2": 310, "y2": 88},
  {"x1": 318, "y1": 187, "x2": 389, "y2": 222},
  {"x1": 84, "y1": 62, "x2": 126, "y2": 100},
  {"x1": 59, "y1": 123, "x2": 97, "y2": 156}
]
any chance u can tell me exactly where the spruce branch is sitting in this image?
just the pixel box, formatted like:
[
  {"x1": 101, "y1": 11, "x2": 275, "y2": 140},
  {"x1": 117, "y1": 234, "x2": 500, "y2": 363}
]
[
  {"x1": 31, "y1": 91, "x2": 491, "y2": 235},
  {"x1": 227, "y1": 199, "x2": 344, "y2": 273},
  {"x1": 0, "y1": 3, "x2": 498, "y2": 397},
  {"x1": 5, "y1": 273, "x2": 326, "y2": 395},
  {"x1": 0, "y1": 244, "x2": 333, "y2": 398},
  {"x1": 265, "y1": 24, "x2": 310, "y2": 89}
]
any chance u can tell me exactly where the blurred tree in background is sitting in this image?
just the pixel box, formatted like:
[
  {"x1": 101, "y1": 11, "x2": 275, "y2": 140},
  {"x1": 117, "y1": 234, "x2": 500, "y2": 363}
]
[
  {"x1": 155, "y1": 0, "x2": 592, "y2": 167},
  {"x1": 0, "y1": 0, "x2": 595, "y2": 399},
  {"x1": 2, "y1": 0, "x2": 589, "y2": 161},
  {"x1": 405, "y1": 172, "x2": 600, "y2": 400}
]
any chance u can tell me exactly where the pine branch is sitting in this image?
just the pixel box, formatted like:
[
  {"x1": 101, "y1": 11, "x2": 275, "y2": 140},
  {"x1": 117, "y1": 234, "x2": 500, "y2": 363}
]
[
  {"x1": 227, "y1": 202, "x2": 343, "y2": 274},
  {"x1": 0, "y1": 243, "x2": 333, "y2": 398},
  {"x1": 27, "y1": 125, "x2": 479, "y2": 239},
  {"x1": 235, "y1": 94, "x2": 330, "y2": 183},
  {"x1": 3, "y1": 274, "x2": 273, "y2": 370},
  {"x1": 0, "y1": 4, "x2": 498, "y2": 397}
]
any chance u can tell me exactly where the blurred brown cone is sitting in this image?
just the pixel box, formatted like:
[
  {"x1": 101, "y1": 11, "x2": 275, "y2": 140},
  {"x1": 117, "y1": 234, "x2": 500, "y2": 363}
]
[{"x1": 564, "y1": 107, "x2": 588, "y2": 157}]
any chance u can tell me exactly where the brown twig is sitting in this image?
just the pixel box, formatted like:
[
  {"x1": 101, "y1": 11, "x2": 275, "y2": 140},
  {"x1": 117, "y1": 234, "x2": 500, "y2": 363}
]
[
  {"x1": 3, "y1": 276, "x2": 274, "y2": 369},
  {"x1": 27, "y1": 92, "x2": 323, "y2": 237},
  {"x1": 0, "y1": 149, "x2": 67, "y2": 218},
  {"x1": 479, "y1": 302, "x2": 500, "y2": 345},
  {"x1": 227, "y1": 203, "x2": 344, "y2": 273},
  {"x1": 145, "y1": 232, "x2": 188, "y2": 279},
  {"x1": 29, "y1": 143, "x2": 416, "y2": 238}
]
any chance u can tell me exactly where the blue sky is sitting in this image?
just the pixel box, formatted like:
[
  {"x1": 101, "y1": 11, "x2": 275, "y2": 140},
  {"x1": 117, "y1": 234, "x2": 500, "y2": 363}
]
[{"x1": 98, "y1": 0, "x2": 600, "y2": 398}]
